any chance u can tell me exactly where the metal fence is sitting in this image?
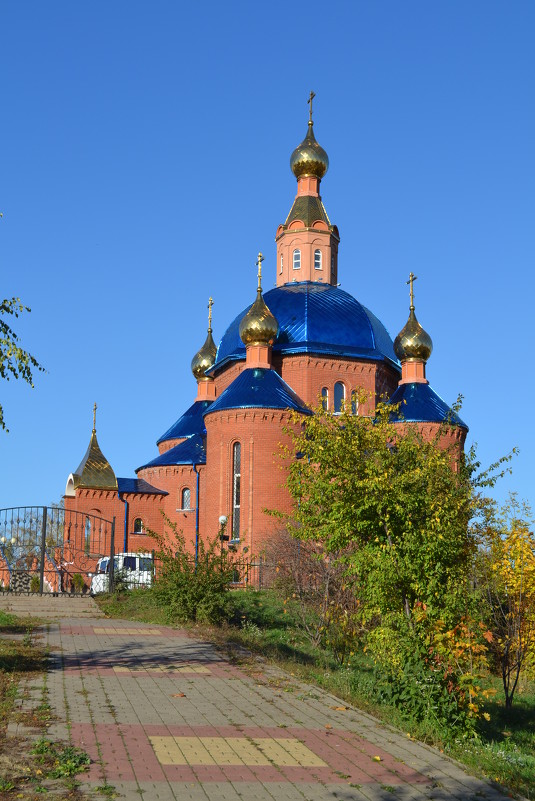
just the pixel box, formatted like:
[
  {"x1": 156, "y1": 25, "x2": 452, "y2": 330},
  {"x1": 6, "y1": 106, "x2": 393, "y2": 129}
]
[{"x1": 0, "y1": 506, "x2": 116, "y2": 594}]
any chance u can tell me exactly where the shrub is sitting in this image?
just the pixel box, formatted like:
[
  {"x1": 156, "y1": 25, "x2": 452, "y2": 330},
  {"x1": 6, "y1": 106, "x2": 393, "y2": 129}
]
[
  {"x1": 149, "y1": 518, "x2": 235, "y2": 625},
  {"x1": 30, "y1": 575, "x2": 40, "y2": 593}
]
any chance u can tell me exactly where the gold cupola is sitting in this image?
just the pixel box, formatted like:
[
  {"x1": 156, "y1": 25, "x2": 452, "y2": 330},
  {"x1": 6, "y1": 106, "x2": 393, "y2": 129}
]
[
  {"x1": 290, "y1": 91, "x2": 329, "y2": 180},
  {"x1": 191, "y1": 297, "x2": 217, "y2": 381},
  {"x1": 68, "y1": 404, "x2": 118, "y2": 493},
  {"x1": 239, "y1": 253, "x2": 279, "y2": 347},
  {"x1": 394, "y1": 273, "x2": 433, "y2": 364}
]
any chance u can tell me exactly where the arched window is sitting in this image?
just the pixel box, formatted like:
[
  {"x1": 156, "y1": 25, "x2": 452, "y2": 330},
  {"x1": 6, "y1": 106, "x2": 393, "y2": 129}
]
[
  {"x1": 133, "y1": 518, "x2": 143, "y2": 534},
  {"x1": 181, "y1": 488, "x2": 191, "y2": 510},
  {"x1": 331, "y1": 255, "x2": 335, "y2": 278},
  {"x1": 280, "y1": 254, "x2": 283, "y2": 274},
  {"x1": 231, "y1": 442, "x2": 241, "y2": 541},
  {"x1": 334, "y1": 382, "x2": 345, "y2": 414},
  {"x1": 351, "y1": 391, "x2": 359, "y2": 415},
  {"x1": 321, "y1": 387, "x2": 329, "y2": 411},
  {"x1": 314, "y1": 249, "x2": 322, "y2": 270},
  {"x1": 293, "y1": 249, "x2": 301, "y2": 270}
]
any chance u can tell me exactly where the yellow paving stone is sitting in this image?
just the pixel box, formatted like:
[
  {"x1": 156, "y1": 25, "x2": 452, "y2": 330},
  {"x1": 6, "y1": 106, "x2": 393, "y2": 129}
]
[
  {"x1": 149, "y1": 736, "x2": 324, "y2": 768},
  {"x1": 112, "y1": 663, "x2": 210, "y2": 675},
  {"x1": 253, "y1": 738, "x2": 327, "y2": 768}
]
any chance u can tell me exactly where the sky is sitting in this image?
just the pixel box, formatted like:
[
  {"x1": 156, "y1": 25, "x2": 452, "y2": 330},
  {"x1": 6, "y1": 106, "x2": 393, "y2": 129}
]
[{"x1": 1, "y1": 1, "x2": 534, "y2": 516}]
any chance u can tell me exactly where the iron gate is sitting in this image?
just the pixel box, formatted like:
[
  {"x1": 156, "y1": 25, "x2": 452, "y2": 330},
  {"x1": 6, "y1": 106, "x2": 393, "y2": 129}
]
[{"x1": 0, "y1": 506, "x2": 116, "y2": 594}]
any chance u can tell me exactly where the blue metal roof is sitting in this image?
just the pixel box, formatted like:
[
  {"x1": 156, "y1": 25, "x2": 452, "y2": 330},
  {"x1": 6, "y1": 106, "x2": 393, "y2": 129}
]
[
  {"x1": 117, "y1": 477, "x2": 168, "y2": 496},
  {"x1": 136, "y1": 433, "x2": 207, "y2": 472},
  {"x1": 157, "y1": 400, "x2": 212, "y2": 444},
  {"x1": 212, "y1": 283, "x2": 400, "y2": 371},
  {"x1": 205, "y1": 368, "x2": 311, "y2": 415},
  {"x1": 388, "y1": 382, "x2": 468, "y2": 430}
]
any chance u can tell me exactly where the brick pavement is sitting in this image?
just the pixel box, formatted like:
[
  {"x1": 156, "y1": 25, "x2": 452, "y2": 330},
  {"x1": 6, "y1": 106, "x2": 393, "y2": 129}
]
[{"x1": 12, "y1": 615, "x2": 518, "y2": 800}]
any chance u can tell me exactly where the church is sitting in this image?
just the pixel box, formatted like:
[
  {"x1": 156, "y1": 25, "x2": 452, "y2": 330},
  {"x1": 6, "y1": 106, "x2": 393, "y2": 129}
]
[{"x1": 64, "y1": 98, "x2": 467, "y2": 562}]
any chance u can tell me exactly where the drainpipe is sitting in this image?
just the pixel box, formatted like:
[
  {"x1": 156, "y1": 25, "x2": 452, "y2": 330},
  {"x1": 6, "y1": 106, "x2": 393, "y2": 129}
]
[
  {"x1": 192, "y1": 464, "x2": 200, "y2": 566},
  {"x1": 117, "y1": 492, "x2": 128, "y2": 553}
]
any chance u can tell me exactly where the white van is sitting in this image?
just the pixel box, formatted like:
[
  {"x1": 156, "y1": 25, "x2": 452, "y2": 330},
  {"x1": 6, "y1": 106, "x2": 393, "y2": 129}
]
[{"x1": 90, "y1": 552, "x2": 153, "y2": 594}]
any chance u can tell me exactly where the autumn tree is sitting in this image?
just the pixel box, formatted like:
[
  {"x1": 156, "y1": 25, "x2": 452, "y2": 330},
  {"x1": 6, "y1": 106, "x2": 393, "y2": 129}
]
[
  {"x1": 478, "y1": 495, "x2": 535, "y2": 708},
  {"x1": 0, "y1": 297, "x2": 44, "y2": 430}
]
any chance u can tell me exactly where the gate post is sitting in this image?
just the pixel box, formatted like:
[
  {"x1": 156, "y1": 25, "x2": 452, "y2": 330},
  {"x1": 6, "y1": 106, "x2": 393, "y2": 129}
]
[
  {"x1": 39, "y1": 506, "x2": 48, "y2": 595},
  {"x1": 109, "y1": 517, "x2": 116, "y2": 594}
]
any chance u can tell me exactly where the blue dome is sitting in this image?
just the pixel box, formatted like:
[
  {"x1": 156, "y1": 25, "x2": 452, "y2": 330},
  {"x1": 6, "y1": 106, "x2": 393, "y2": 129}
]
[
  {"x1": 388, "y1": 382, "x2": 468, "y2": 430},
  {"x1": 212, "y1": 283, "x2": 400, "y2": 371},
  {"x1": 157, "y1": 400, "x2": 212, "y2": 445},
  {"x1": 137, "y1": 433, "x2": 207, "y2": 472},
  {"x1": 205, "y1": 368, "x2": 311, "y2": 416}
]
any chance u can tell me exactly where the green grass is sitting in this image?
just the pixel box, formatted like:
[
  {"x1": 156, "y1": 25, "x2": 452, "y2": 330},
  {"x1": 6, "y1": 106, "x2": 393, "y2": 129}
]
[{"x1": 96, "y1": 587, "x2": 535, "y2": 799}]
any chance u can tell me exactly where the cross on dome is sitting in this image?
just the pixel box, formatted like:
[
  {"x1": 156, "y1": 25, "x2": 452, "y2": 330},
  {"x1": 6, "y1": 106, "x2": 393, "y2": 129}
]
[{"x1": 407, "y1": 272, "x2": 417, "y2": 310}]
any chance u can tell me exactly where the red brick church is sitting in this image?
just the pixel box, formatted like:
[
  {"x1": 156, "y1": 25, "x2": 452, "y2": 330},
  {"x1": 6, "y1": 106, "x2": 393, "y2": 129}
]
[{"x1": 64, "y1": 100, "x2": 467, "y2": 560}]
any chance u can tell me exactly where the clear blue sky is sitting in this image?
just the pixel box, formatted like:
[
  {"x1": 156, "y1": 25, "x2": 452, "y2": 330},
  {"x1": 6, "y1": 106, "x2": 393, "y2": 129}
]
[{"x1": 1, "y1": 1, "x2": 534, "y2": 516}]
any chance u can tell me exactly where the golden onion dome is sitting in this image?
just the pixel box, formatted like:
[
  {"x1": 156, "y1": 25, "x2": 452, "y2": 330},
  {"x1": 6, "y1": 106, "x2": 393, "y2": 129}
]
[
  {"x1": 394, "y1": 308, "x2": 433, "y2": 363},
  {"x1": 191, "y1": 297, "x2": 217, "y2": 381},
  {"x1": 290, "y1": 122, "x2": 329, "y2": 179},
  {"x1": 239, "y1": 290, "x2": 279, "y2": 346}
]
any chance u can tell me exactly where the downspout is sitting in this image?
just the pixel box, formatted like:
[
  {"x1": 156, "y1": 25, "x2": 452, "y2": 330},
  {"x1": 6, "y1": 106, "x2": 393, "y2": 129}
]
[
  {"x1": 192, "y1": 464, "x2": 200, "y2": 566},
  {"x1": 117, "y1": 492, "x2": 128, "y2": 553}
]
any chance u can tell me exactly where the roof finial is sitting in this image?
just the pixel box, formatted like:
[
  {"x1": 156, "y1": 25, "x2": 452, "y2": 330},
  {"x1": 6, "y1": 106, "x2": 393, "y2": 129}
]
[
  {"x1": 407, "y1": 272, "x2": 417, "y2": 311},
  {"x1": 92, "y1": 402, "x2": 97, "y2": 434},
  {"x1": 256, "y1": 252, "x2": 264, "y2": 292},
  {"x1": 307, "y1": 90, "x2": 316, "y2": 125},
  {"x1": 207, "y1": 296, "x2": 213, "y2": 333}
]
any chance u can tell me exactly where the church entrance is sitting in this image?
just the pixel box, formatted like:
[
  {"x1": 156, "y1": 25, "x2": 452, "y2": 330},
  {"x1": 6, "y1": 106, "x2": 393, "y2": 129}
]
[{"x1": 0, "y1": 506, "x2": 116, "y2": 595}]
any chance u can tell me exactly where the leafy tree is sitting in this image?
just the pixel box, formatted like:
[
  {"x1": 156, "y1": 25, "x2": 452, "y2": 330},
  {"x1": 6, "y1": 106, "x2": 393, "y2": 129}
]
[
  {"x1": 0, "y1": 297, "x2": 44, "y2": 431},
  {"x1": 282, "y1": 395, "x2": 512, "y2": 733},
  {"x1": 478, "y1": 495, "x2": 535, "y2": 708}
]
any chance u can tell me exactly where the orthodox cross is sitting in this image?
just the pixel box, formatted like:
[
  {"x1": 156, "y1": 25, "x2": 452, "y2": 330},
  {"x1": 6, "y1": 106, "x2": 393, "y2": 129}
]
[
  {"x1": 407, "y1": 272, "x2": 417, "y2": 310},
  {"x1": 208, "y1": 296, "x2": 213, "y2": 332},
  {"x1": 308, "y1": 90, "x2": 316, "y2": 124},
  {"x1": 256, "y1": 252, "x2": 264, "y2": 291},
  {"x1": 92, "y1": 402, "x2": 97, "y2": 434}
]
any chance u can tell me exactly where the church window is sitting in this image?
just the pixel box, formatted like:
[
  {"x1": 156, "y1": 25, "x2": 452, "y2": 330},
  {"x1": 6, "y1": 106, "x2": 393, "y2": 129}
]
[
  {"x1": 84, "y1": 517, "x2": 91, "y2": 554},
  {"x1": 321, "y1": 387, "x2": 328, "y2": 410},
  {"x1": 334, "y1": 382, "x2": 345, "y2": 413},
  {"x1": 231, "y1": 442, "x2": 241, "y2": 540},
  {"x1": 280, "y1": 254, "x2": 283, "y2": 274},
  {"x1": 181, "y1": 488, "x2": 191, "y2": 510},
  {"x1": 351, "y1": 391, "x2": 359, "y2": 415},
  {"x1": 133, "y1": 518, "x2": 143, "y2": 534},
  {"x1": 331, "y1": 255, "x2": 335, "y2": 277},
  {"x1": 314, "y1": 249, "x2": 322, "y2": 270},
  {"x1": 293, "y1": 249, "x2": 301, "y2": 270}
]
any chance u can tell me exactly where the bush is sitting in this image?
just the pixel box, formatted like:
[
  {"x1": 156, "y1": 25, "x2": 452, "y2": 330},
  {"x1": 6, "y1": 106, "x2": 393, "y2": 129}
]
[{"x1": 149, "y1": 518, "x2": 235, "y2": 625}]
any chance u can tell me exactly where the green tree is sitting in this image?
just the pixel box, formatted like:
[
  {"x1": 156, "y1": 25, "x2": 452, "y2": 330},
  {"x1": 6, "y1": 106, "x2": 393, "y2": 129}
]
[{"x1": 0, "y1": 297, "x2": 44, "y2": 430}]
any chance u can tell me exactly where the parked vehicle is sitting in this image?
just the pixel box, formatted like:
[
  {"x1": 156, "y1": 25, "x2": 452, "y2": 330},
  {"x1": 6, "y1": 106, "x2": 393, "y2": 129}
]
[{"x1": 89, "y1": 552, "x2": 153, "y2": 594}]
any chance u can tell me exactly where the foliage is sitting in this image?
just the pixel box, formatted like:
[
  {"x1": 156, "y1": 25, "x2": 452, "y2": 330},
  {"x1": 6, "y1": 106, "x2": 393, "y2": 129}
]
[
  {"x1": 263, "y1": 529, "x2": 363, "y2": 663},
  {"x1": 281, "y1": 396, "x2": 514, "y2": 732},
  {"x1": 30, "y1": 574, "x2": 40, "y2": 593},
  {"x1": 0, "y1": 297, "x2": 44, "y2": 431},
  {"x1": 72, "y1": 572, "x2": 85, "y2": 593},
  {"x1": 149, "y1": 516, "x2": 235, "y2": 624},
  {"x1": 478, "y1": 495, "x2": 535, "y2": 708}
]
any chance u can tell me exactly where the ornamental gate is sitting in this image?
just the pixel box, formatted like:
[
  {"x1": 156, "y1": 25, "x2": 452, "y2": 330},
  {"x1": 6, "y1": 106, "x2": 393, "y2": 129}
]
[{"x1": 0, "y1": 506, "x2": 116, "y2": 595}]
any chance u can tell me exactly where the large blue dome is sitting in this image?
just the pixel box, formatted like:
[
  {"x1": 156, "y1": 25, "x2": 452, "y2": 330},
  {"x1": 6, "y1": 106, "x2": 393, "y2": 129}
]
[{"x1": 213, "y1": 283, "x2": 400, "y2": 371}]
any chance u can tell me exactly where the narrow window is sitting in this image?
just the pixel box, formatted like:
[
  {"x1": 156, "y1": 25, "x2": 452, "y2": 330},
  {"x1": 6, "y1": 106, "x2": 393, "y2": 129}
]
[
  {"x1": 133, "y1": 518, "x2": 143, "y2": 534},
  {"x1": 84, "y1": 517, "x2": 91, "y2": 554},
  {"x1": 334, "y1": 382, "x2": 345, "y2": 413},
  {"x1": 181, "y1": 487, "x2": 191, "y2": 510},
  {"x1": 321, "y1": 387, "x2": 329, "y2": 411},
  {"x1": 232, "y1": 442, "x2": 241, "y2": 540},
  {"x1": 351, "y1": 391, "x2": 359, "y2": 415},
  {"x1": 293, "y1": 249, "x2": 301, "y2": 270},
  {"x1": 280, "y1": 254, "x2": 283, "y2": 274},
  {"x1": 331, "y1": 255, "x2": 335, "y2": 278},
  {"x1": 314, "y1": 249, "x2": 322, "y2": 270}
]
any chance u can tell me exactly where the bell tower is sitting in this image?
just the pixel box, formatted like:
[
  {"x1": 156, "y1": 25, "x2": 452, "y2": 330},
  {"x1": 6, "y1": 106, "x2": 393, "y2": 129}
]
[{"x1": 275, "y1": 92, "x2": 340, "y2": 287}]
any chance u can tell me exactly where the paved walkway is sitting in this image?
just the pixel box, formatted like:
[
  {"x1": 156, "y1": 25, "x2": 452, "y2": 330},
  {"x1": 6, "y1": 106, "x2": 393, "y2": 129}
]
[{"x1": 7, "y1": 613, "x2": 516, "y2": 800}]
